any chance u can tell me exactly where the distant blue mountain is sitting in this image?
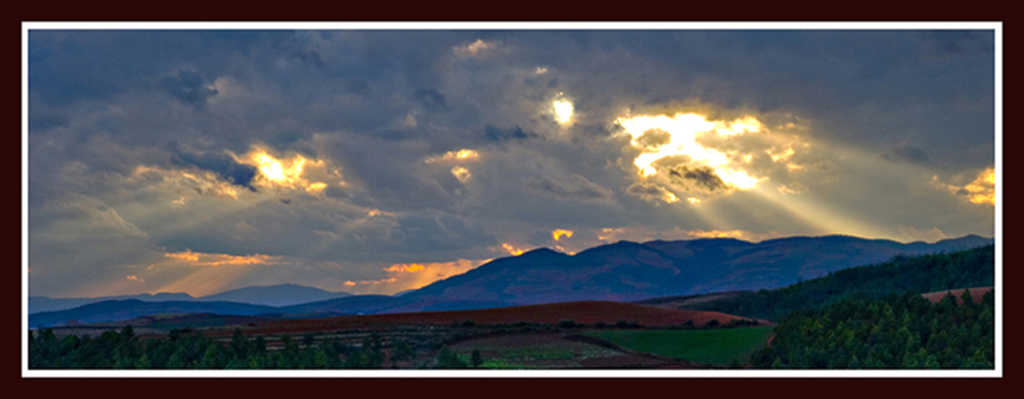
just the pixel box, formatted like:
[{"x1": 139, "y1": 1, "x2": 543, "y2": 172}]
[
  {"x1": 401, "y1": 234, "x2": 994, "y2": 306},
  {"x1": 28, "y1": 300, "x2": 280, "y2": 328},
  {"x1": 200, "y1": 284, "x2": 351, "y2": 307},
  {"x1": 30, "y1": 284, "x2": 350, "y2": 314}
]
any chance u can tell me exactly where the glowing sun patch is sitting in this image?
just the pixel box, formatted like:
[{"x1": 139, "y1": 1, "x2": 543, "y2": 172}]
[{"x1": 616, "y1": 112, "x2": 764, "y2": 191}]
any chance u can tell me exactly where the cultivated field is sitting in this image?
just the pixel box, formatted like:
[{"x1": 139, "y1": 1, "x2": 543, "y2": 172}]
[
  {"x1": 921, "y1": 287, "x2": 993, "y2": 305},
  {"x1": 583, "y1": 326, "x2": 775, "y2": 366},
  {"x1": 222, "y1": 301, "x2": 758, "y2": 336}
]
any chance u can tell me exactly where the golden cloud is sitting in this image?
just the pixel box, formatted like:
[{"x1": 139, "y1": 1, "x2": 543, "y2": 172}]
[
  {"x1": 425, "y1": 149, "x2": 480, "y2": 164},
  {"x1": 383, "y1": 263, "x2": 426, "y2": 273},
  {"x1": 232, "y1": 146, "x2": 339, "y2": 195},
  {"x1": 932, "y1": 167, "x2": 995, "y2": 205},
  {"x1": 453, "y1": 39, "x2": 499, "y2": 58},
  {"x1": 342, "y1": 259, "x2": 487, "y2": 294},
  {"x1": 616, "y1": 112, "x2": 764, "y2": 190},
  {"x1": 451, "y1": 166, "x2": 472, "y2": 183},
  {"x1": 163, "y1": 249, "x2": 287, "y2": 267},
  {"x1": 500, "y1": 243, "x2": 525, "y2": 256},
  {"x1": 552, "y1": 229, "x2": 574, "y2": 241}
]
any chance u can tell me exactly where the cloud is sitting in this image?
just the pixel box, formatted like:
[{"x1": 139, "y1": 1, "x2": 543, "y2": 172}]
[
  {"x1": 885, "y1": 145, "x2": 931, "y2": 164},
  {"x1": 552, "y1": 229, "x2": 574, "y2": 241},
  {"x1": 932, "y1": 167, "x2": 995, "y2": 205},
  {"x1": 484, "y1": 125, "x2": 538, "y2": 142},
  {"x1": 343, "y1": 259, "x2": 488, "y2": 294},
  {"x1": 668, "y1": 165, "x2": 729, "y2": 193},
  {"x1": 163, "y1": 249, "x2": 288, "y2": 267},
  {"x1": 26, "y1": 30, "x2": 996, "y2": 298},
  {"x1": 453, "y1": 39, "x2": 499, "y2": 58},
  {"x1": 413, "y1": 89, "x2": 451, "y2": 113},
  {"x1": 896, "y1": 226, "x2": 949, "y2": 243},
  {"x1": 171, "y1": 146, "x2": 258, "y2": 191},
  {"x1": 34, "y1": 194, "x2": 148, "y2": 241},
  {"x1": 160, "y1": 68, "x2": 219, "y2": 108},
  {"x1": 523, "y1": 174, "x2": 613, "y2": 202},
  {"x1": 624, "y1": 182, "x2": 679, "y2": 204},
  {"x1": 424, "y1": 149, "x2": 480, "y2": 164}
]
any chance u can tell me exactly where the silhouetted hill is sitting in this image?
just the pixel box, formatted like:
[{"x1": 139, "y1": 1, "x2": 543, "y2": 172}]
[
  {"x1": 29, "y1": 293, "x2": 197, "y2": 314},
  {"x1": 29, "y1": 300, "x2": 279, "y2": 328},
  {"x1": 200, "y1": 284, "x2": 350, "y2": 307},
  {"x1": 402, "y1": 234, "x2": 993, "y2": 306},
  {"x1": 30, "y1": 284, "x2": 351, "y2": 314}
]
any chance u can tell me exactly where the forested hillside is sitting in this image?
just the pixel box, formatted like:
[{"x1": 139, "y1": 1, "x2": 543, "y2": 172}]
[
  {"x1": 684, "y1": 245, "x2": 993, "y2": 321},
  {"x1": 751, "y1": 290, "x2": 994, "y2": 369}
]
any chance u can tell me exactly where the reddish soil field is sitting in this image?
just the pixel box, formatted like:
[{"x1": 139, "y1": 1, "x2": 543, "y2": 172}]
[
  {"x1": 227, "y1": 301, "x2": 756, "y2": 336},
  {"x1": 922, "y1": 287, "x2": 993, "y2": 305}
]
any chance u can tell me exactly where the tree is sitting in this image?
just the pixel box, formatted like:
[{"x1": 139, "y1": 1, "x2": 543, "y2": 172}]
[
  {"x1": 121, "y1": 324, "x2": 135, "y2": 341},
  {"x1": 435, "y1": 346, "x2": 467, "y2": 369},
  {"x1": 471, "y1": 349, "x2": 483, "y2": 368}
]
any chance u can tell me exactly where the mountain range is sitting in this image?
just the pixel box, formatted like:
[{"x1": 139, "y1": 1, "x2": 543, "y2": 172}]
[
  {"x1": 28, "y1": 234, "x2": 993, "y2": 328},
  {"x1": 29, "y1": 283, "x2": 352, "y2": 313}
]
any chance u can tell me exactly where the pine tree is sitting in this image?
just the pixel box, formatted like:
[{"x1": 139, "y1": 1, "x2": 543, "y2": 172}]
[{"x1": 471, "y1": 349, "x2": 483, "y2": 368}]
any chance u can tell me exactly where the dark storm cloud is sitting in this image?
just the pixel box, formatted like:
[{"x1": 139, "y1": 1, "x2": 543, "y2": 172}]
[
  {"x1": 169, "y1": 145, "x2": 258, "y2": 191},
  {"x1": 413, "y1": 89, "x2": 450, "y2": 113},
  {"x1": 522, "y1": 174, "x2": 613, "y2": 202},
  {"x1": 624, "y1": 182, "x2": 674, "y2": 203},
  {"x1": 884, "y1": 145, "x2": 931, "y2": 164},
  {"x1": 160, "y1": 68, "x2": 219, "y2": 108},
  {"x1": 668, "y1": 165, "x2": 728, "y2": 193},
  {"x1": 484, "y1": 125, "x2": 538, "y2": 142}
]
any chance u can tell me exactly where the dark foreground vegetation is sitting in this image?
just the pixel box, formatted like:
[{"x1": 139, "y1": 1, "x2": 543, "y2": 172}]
[
  {"x1": 752, "y1": 289, "x2": 994, "y2": 369},
  {"x1": 29, "y1": 327, "x2": 420, "y2": 369}
]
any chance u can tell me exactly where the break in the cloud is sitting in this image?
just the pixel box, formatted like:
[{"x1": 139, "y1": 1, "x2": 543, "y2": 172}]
[{"x1": 27, "y1": 27, "x2": 996, "y2": 298}]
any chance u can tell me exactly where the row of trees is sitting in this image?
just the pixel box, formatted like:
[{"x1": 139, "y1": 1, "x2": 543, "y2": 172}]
[
  {"x1": 689, "y1": 245, "x2": 994, "y2": 321},
  {"x1": 750, "y1": 289, "x2": 994, "y2": 369},
  {"x1": 29, "y1": 327, "x2": 426, "y2": 369}
]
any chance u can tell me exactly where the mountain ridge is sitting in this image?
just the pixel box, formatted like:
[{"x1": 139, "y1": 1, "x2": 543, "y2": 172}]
[{"x1": 28, "y1": 234, "x2": 994, "y2": 327}]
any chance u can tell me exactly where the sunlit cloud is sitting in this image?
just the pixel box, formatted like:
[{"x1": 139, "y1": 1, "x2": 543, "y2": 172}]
[
  {"x1": 131, "y1": 165, "x2": 241, "y2": 200},
  {"x1": 767, "y1": 146, "x2": 796, "y2": 162},
  {"x1": 776, "y1": 182, "x2": 808, "y2": 195},
  {"x1": 594, "y1": 226, "x2": 786, "y2": 244},
  {"x1": 163, "y1": 249, "x2": 287, "y2": 267},
  {"x1": 453, "y1": 39, "x2": 499, "y2": 58},
  {"x1": 552, "y1": 229, "x2": 574, "y2": 241},
  {"x1": 451, "y1": 166, "x2": 472, "y2": 183},
  {"x1": 552, "y1": 98, "x2": 574, "y2": 125},
  {"x1": 616, "y1": 112, "x2": 766, "y2": 191},
  {"x1": 383, "y1": 263, "x2": 426, "y2": 273},
  {"x1": 932, "y1": 167, "x2": 995, "y2": 205},
  {"x1": 342, "y1": 259, "x2": 488, "y2": 294},
  {"x1": 425, "y1": 149, "x2": 481, "y2": 164},
  {"x1": 500, "y1": 243, "x2": 526, "y2": 256},
  {"x1": 686, "y1": 229, "x2": 749, "y2": 239},
  {"x1": 232, "y1": 146, "x2": 338, "y2": 195},
  {"x1": 125, "y1": 275, "x2": 144, "y2": 282}
]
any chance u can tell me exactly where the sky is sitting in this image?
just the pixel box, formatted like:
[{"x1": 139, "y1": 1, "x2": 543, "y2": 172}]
[{"x1": 26, "y1": 27, "x2": 997, "y2": 298}]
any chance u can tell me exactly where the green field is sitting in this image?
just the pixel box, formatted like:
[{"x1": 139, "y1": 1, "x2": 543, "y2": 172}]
[{"x1": 584, "y1": 326, "x2": 774, "y2": 366}]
